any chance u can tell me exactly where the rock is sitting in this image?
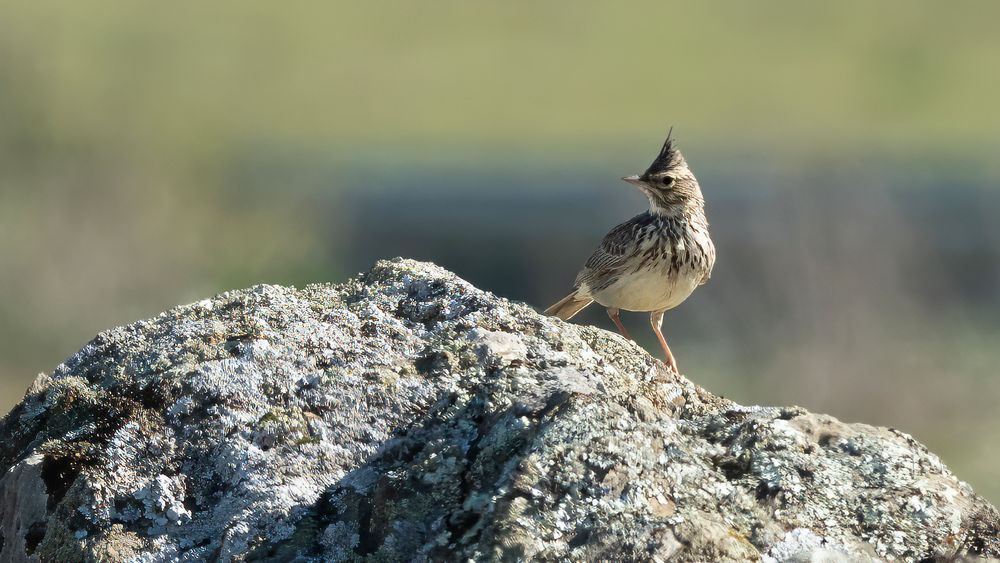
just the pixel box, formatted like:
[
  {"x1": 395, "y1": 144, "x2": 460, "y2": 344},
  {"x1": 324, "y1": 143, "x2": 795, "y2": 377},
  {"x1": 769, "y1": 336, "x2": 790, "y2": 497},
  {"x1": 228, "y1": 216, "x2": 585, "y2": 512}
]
[{"x1": 0, "y1": 258, "x2": 997, "y2": 562}]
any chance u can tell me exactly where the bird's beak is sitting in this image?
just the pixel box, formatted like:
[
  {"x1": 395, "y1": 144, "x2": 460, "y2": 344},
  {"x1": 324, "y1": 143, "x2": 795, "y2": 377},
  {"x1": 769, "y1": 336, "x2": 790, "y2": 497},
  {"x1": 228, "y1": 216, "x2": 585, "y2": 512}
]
[{"x1": 621, "y1": 175, "x2": 643, "y2": 187}]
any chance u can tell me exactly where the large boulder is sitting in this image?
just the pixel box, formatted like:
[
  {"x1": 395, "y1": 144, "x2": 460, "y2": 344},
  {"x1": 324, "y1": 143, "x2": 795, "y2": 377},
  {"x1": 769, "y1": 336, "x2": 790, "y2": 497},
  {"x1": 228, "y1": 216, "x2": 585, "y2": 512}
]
[{"x1": 0, "y1": 259, "x2": 997, "y2": 562}]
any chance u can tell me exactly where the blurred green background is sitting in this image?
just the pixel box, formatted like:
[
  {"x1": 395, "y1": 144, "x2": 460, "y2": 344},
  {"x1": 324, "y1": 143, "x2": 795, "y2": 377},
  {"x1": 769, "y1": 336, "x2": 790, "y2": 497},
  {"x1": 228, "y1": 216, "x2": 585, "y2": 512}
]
[{"x1": 2, "y1": 1, "x2": 999, "y2": 502}]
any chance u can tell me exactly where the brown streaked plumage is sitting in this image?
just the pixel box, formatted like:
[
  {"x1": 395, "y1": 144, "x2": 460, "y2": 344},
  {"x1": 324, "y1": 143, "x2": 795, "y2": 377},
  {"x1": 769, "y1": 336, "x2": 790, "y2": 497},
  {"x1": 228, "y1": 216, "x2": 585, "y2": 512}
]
[{"x1": 545, "y1": 130, "x2": 715, "y2": 373}]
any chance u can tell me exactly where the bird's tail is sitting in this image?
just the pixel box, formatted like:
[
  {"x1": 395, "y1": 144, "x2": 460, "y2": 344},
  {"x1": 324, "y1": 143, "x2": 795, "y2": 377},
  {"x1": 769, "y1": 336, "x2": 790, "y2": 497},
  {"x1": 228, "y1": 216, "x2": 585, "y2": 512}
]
[{"x1": 544, "y1": 291, "x2": 594, "y2": 320}]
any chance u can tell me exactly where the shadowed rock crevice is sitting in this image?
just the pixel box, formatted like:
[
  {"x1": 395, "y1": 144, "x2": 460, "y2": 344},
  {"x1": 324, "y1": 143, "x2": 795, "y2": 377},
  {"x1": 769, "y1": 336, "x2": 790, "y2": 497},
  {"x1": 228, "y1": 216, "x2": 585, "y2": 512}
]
[
  {"x1": 39, "y1": 454, "x2": 78, "y2": 512},
  {"x1": 0, "y1": 258, "x2": 997, "y2": 562}
]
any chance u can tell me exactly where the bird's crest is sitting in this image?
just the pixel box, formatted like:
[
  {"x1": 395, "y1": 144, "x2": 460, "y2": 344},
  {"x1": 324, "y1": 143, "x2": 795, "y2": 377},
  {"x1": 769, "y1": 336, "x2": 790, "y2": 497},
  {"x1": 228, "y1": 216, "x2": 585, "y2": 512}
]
[{"x1": 644, "y1": 127, "x2": 687, "y2": 175}]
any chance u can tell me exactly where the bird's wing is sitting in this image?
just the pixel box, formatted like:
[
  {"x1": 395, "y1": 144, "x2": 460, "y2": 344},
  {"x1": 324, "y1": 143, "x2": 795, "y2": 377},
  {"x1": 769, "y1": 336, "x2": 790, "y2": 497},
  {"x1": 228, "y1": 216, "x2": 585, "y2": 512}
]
[
  {"x1": 697, "y1": 232, "x2": 716, "y2": 285},
  {"x1": 576, "y1": 213, "x2": 658, "y2": 292}
]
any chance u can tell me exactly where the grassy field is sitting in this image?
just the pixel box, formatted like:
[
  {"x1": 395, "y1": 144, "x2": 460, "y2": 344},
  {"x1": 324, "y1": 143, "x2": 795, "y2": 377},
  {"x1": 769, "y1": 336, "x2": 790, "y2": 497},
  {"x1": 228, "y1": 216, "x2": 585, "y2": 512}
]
[{"x1": 3, "y1": 2, "x2": 1000, "y2": 154}]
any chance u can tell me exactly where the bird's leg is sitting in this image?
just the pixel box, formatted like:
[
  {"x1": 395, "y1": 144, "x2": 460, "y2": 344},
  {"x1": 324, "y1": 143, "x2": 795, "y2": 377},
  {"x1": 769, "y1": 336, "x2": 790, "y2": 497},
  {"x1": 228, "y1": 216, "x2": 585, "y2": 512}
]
[
  {"x1": 606, "y1": 308, "x2": 632, "y2": 340},
  {"x1": 650, "y1": 310, "x2": 678, "y2": 373}
]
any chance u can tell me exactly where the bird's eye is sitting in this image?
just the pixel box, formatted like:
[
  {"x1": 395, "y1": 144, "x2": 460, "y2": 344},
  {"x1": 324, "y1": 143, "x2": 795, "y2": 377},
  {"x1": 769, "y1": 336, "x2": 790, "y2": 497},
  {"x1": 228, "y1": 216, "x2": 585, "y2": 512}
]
[{"x1": 661, "y1": 176, "x2": 674, "y2": 186}]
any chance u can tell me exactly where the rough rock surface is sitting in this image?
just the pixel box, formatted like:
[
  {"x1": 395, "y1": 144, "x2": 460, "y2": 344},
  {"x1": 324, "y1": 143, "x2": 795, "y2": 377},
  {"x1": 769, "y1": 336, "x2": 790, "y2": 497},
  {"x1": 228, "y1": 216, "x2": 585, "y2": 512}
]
[{"x1": 1, "y1": 259, "x2": 997, "y2": 562}]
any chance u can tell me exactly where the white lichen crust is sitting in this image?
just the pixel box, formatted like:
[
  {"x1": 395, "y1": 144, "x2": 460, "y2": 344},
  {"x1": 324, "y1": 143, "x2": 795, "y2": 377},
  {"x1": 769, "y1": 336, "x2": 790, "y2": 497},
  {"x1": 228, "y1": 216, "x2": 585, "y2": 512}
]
[{"x1": 0, "y1": 259, "x2": 997, "y2": 562}]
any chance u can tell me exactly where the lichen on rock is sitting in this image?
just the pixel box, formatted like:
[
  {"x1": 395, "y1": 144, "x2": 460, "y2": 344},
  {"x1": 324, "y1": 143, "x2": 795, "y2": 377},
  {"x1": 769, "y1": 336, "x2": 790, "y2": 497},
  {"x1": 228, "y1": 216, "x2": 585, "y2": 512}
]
[{"x1": 0, "y1": 258, "x2": 997, "y2": 562}]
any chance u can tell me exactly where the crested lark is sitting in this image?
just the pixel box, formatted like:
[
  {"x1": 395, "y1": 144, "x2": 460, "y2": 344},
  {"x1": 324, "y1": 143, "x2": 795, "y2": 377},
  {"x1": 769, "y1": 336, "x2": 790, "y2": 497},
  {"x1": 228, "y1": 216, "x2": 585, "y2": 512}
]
[{"x1": 545, "y1": 131, "x2": 715, "y2": 373}]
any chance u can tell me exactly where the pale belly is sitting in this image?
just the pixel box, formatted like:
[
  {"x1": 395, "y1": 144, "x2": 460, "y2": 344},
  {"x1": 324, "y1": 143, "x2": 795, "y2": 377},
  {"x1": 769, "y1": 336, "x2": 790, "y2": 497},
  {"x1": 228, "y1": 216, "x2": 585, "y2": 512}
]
[{"x1": 589, "y1": 266, "x2": 702, "y2": 312}]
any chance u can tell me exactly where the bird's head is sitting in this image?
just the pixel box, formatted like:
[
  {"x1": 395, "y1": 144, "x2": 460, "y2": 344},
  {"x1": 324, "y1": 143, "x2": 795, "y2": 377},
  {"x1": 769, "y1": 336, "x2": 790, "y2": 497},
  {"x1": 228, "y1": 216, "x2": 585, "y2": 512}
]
[{"x1": 622, "y1": 129, "x2": 704, "y2": 214}]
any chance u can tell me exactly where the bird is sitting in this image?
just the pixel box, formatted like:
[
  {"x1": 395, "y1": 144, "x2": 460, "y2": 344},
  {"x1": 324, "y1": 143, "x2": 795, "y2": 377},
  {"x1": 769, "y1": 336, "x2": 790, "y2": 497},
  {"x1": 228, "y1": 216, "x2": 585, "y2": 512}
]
[{"x1": 545, "y1": 130, "x2": 715, "y2": 374}]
